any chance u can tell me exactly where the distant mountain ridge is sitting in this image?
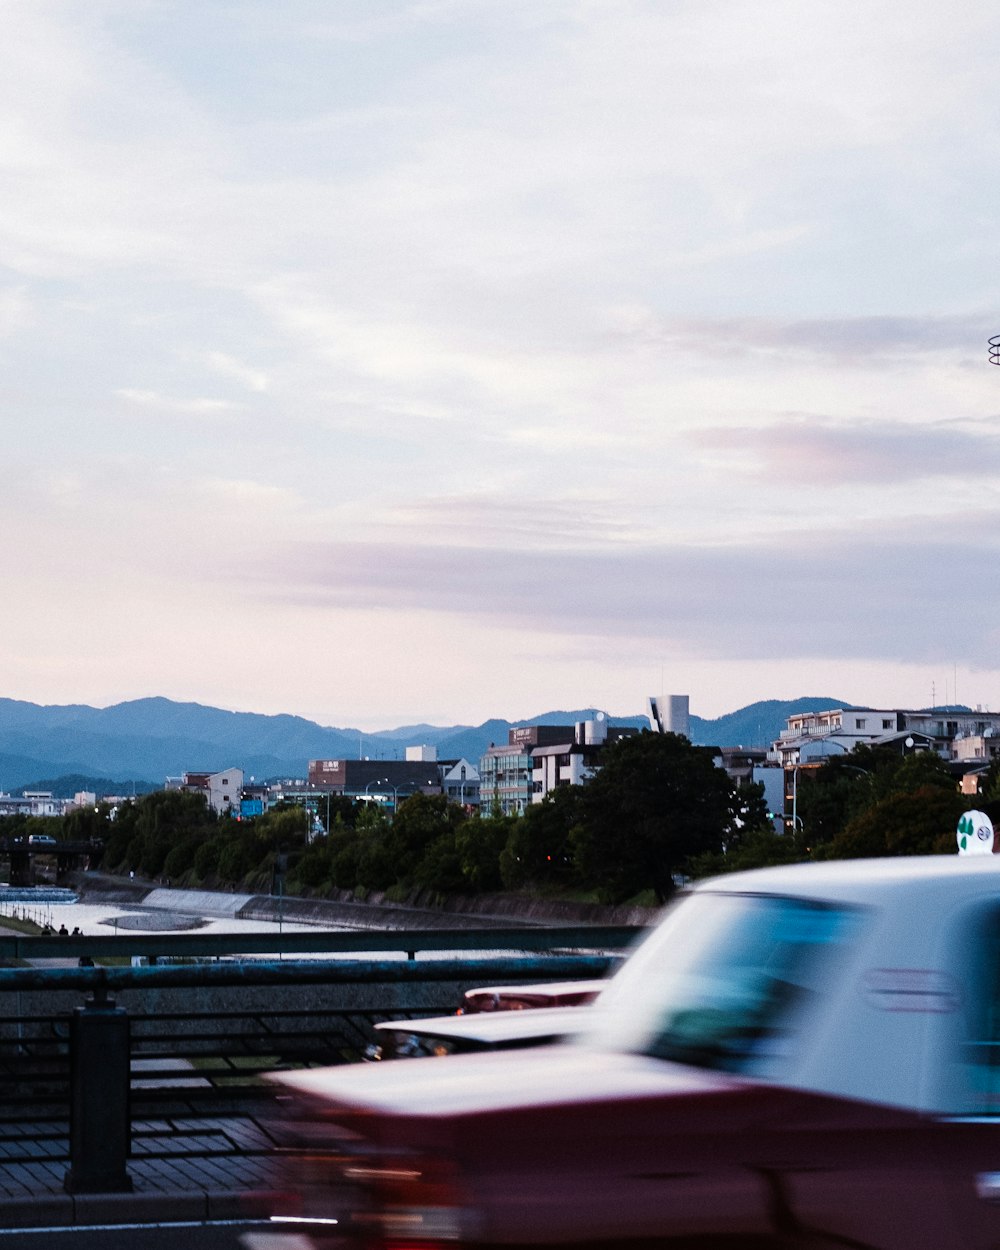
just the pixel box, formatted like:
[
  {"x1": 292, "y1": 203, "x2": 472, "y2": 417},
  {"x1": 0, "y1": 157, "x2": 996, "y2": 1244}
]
[{"x1": 0, "y1": 695, "x2": 846, "y2": 796}]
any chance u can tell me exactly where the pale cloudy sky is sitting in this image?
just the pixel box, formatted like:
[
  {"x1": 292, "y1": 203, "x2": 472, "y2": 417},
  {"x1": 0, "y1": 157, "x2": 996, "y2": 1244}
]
[{"x1": 4, "y1": 0, "x2": 1000, "y2": 730}]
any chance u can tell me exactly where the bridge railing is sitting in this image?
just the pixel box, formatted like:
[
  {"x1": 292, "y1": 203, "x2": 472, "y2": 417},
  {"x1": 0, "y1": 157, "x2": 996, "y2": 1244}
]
[
  {"x1": 0, "y1": 923, "x2": 642, "y2": 960},
  {"x1": 0, "y1": 926, "x2": 647, "y2": 1193}
]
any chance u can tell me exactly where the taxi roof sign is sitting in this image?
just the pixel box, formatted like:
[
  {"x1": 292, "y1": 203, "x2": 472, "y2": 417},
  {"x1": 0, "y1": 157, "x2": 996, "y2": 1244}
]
[{"x1": 958, "y1": 810, "x2": 994, "y2": 855}]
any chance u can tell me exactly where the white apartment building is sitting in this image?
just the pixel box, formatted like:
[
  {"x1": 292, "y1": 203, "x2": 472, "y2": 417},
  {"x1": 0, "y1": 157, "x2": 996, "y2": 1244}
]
[
  {"x1": 0, "y1": 791, "x2": 63, "y2": 817},
  {"x1": 775, "y1": 707, "x2": 904, "y2": 766},
  {"x1": 166, "y1": 767, "x2": 244, "y2": 815},
  {"x1": 776, "y1": 706, "x2": 1000, "y2": 767},
  {"x1": 530, "y1": 714, "x2": 638, "y2": 804}
]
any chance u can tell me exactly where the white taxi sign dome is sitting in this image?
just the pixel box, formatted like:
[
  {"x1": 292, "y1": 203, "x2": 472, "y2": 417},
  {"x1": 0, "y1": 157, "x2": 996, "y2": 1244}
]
[{"x1": 957, "y1": 809, "x2": 994, "y2": 855}]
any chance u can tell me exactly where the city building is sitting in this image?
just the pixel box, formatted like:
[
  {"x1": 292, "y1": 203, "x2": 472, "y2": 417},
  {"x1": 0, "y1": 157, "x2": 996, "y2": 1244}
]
[
  {"x1": 479, "y1": 726, "x2": 572, "y2": 816},
  {"x1": 165, "y1": 768, "x2": 244, "y2": 816},
  {"x1": 0, "y1": 790, "x2": 63, "y2": 817},
  {"x1": 239, "y1": 783, "x2": 270, "y2": 820},
  {"x1": 772, "y1": 705, "x2": 1000, "y2": 827},
  {"x1": 648, "y1": 694, "x2": 690, "y2": 737},
  {"x1": 307, "y1": 758, "x2": 442, "y2": 808},
  {"x1": 775, "y1": 705, "x2": 1000, "y2": 768},
  {"x1": 530, "y1": 714, "x2": 638, "y2": 803},
  {"x1": 439, "y1": 758, "x2": 481, "y2": 810},
  {"x1": 478, "y1": 717, "x2": 638, "y2": 813}
]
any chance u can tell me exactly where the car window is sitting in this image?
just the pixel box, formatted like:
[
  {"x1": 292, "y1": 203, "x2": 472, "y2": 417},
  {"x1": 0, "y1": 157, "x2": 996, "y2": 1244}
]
[
  {"x1": 587, "y1": 891, "x2": 862, "y2": 1076},
  {"x1": 960, "y1": 907, "x2": 1000, "y2": 1114}
]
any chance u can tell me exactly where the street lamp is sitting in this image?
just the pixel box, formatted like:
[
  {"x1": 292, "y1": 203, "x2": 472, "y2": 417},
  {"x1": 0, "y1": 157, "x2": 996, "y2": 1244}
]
[
  {"x1": 790, "y1": 745, "x2": 873, "y2": 832},
  {"x1": 364, "y1": 778, "x2": 389, "y2": 804}
]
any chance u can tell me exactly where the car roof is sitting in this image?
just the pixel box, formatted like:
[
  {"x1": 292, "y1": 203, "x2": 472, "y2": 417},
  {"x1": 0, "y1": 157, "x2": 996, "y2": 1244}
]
[{"x1": 693, "y1": 853, "x2": 1000, "y2": 908}]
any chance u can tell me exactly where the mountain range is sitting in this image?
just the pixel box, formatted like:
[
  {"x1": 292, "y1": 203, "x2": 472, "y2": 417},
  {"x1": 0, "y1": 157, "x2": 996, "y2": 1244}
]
[{"x1": 0, "y1": 695, "x2": 844, "y2": 797}]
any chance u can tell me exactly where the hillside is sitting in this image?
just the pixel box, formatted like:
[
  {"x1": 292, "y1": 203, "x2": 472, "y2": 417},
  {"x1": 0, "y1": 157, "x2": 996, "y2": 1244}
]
[{"x1": 0, "y1": 695, "x2": 846, "y2": 792}]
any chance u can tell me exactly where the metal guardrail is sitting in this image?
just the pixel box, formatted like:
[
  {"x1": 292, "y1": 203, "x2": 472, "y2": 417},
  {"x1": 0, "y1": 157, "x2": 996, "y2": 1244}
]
[
  {"x1": 0, "y1": 923, "x2": 642, "y2": 961},
  {"x1": 0, "y1": 953, "x2": 619, "y2": 993},
  {"x1": 0, "y1": 927, "x2": 645, "y2": 1193}
]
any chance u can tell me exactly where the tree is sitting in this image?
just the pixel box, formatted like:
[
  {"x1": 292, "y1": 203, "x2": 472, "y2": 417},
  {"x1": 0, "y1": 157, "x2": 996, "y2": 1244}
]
[
  {"x1": 383, "y1": 793, "x2": 467, "y2": 887},
  {"x1": 499, "y1": 786, "x2": 584, "y2": 891},
  {"x1": 826, "y1": 785, "x2": 965, "y2": 859},
  {"x1": 456, "y1": 811, "x2": 513, "y2": 892},
  {"x1": 314, "y1": 794, "x2": 359, "y2": 834},
  {"x1": 571, "y1": 732, "x2": 743, "y2": 904},
  {"x1": 798, "y1": 745, "x2": 959, "y2": 854},
  {"x1": 63, "y1": 802, "x2": 113, "y2": 845}
]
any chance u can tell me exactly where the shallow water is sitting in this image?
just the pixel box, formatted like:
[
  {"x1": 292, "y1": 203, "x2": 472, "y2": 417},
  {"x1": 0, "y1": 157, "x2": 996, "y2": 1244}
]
[{"x1": 0, "y1": 894, "x2": 322, "y2": 938}]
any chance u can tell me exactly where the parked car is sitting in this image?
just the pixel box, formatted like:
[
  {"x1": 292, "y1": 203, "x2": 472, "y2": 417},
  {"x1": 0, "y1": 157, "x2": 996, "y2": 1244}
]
[
  {"x1": 272, "y1": 855, "x2": 1000, "y2": 1249},
  {"x1": 27, "y1": 834, "x2": 58, "y2": 847},
  {"x1": 367, "y1": 1005, "x2": 596, "y2": 1060}
]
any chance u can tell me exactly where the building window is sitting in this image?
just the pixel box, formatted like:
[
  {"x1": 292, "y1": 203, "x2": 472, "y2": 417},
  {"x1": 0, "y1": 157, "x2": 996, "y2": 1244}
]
[
  {"x1": 882, "y1": 719, "x2": 893, "y2": 730},
  {"x1": 855, "y1": 719, "x2": 866, "y2": 730}
]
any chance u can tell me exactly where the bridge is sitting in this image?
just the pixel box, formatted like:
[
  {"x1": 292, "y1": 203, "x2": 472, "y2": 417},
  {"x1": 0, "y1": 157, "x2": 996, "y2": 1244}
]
[
  {"x1": 0, "y1": 922, "x2": 644, "y2": 1204},
  {"x1": 0, "y1": 839, "x2": 98, "y2": 885}
]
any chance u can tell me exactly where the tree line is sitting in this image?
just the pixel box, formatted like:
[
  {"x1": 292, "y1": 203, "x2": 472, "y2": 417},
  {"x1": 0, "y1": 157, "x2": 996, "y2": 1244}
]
[{"x1": 1, "y1": 732, "x2": 992, "y2": 906}]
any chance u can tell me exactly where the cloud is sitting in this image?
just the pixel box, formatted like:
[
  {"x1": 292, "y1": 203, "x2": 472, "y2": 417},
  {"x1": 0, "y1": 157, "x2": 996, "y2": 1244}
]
[
  {"x1": 115, "y1": 389, "x2": 241, "y2": 418},
  {"x1": 693, "y1": 417, "x2": 1000, "y2": 485},
  {"x1": 259, "y1": 513, "x2": 1000, "y2": 671},
  {"x1": 387, "y1": 493, "x2": 645, "y2": 547},
  {"x1": 7, "y1": 2, "x2": 1000, "y2": 726},
  {"x1": 0, "y1": 286, "x2": 33, "y2": 334},
  {"x1": 610, "y1": 312, "x2": 989, "y2": 365},
  {"x1": 202, "y1": 351, "x2": 268, "y2": 393}
]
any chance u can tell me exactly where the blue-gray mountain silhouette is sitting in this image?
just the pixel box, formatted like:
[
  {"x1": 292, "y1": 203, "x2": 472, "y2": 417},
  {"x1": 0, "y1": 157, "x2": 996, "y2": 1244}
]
[{"x1": 0, "y1": 695, "x2": 843, "y2": 795}]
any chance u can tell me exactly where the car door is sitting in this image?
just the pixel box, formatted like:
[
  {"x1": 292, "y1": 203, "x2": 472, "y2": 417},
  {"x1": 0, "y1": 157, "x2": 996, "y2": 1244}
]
[{"x1": 934, "y1": 901, "x2": 1000, "y2": 1249}]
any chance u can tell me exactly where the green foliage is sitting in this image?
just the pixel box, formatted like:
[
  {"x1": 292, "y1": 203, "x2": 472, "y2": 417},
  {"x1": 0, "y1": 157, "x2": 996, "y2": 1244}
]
[
  {"x1": 217, "y1": 837, "x2": 257, "y2": 884},
  {"x1": 571, "y1": 732, "x2": 742, "y2": 904},
  {"x1": 23, "y1": 816, "x2": 64, "y2": 842},
  {"x1": 193, "y1": 837, "x2": 222, "y2": 881},
  {"x1": 62, "y1": 802, "x2": 114, "y2": 845},
  {"x1": 500, "y1": 787, "x2": 582, "y2": 890},
  {"x1": 162, "y1": 835, "x2": 201, "y2": 881},
  {"x1": 688, "y1": 826, "x2": 806, "y2": 879},
  {"x1": 253, "y1": 804, "x2": 310, "y2": 851},
  {"x1": 411, "y1": 830, "x2": 465, "y2": 894},
  {"x1": 457, "y1": 812, "x2": 514, "y2": 892},
  {"x1": 383, "y1": 793, "x2": 467, "y2": 885},
  {"x1": 825, "y1": 784, "x2": 965, "y2": 859},
  {"x1": 14, "y1": 727, "x2": 980, "y2": 904},
  {"x1": 981, "y1": 758, "x2": 1000, "y2": 803},
  {"x1": 290, "y1": 840, "x2": 334, "y2": 890},
  {"x1": 314, "y1": 794, "x2": 359, "y2": 834},
  {"x1": 797, "y1": 746, "x2": 956, "y2": 850},
  {"x1": 103, "y1": 789, "x2": 220, "y2": 877}
]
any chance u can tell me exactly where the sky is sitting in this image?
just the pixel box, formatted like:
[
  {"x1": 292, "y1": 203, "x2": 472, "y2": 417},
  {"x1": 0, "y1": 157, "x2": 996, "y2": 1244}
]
[{"x1": 4, "y1": 0, "x2": 1000, "y2": 731}]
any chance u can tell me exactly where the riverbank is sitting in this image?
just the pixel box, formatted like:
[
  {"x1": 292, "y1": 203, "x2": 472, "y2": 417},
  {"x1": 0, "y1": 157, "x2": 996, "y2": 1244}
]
[{"x1": 70, "y1": 872, "x2": 659, "y2": 930}]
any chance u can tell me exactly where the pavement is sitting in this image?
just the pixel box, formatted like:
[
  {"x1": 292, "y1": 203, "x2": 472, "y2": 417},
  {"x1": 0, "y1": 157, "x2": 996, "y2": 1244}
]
[{"x1": 0, "y1": 1113, "x2": 284, "y2": 1228}]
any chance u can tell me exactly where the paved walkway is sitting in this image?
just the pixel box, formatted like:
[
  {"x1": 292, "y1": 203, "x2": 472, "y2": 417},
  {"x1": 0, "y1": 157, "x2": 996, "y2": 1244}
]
[{"x1": 0, "y1": 1113, "x2": 283, "y2": 1227}]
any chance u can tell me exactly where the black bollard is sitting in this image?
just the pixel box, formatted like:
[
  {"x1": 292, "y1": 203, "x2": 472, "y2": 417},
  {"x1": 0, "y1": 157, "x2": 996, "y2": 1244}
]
[{"x1": 64, "y1": 986, "x2": 132, "y2": 1193}]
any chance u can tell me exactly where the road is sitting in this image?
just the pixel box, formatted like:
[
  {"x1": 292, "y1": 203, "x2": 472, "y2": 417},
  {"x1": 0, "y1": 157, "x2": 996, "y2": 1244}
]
[{"x1": 0, "y1": 1221, "x2": 331, "y2": 1250}]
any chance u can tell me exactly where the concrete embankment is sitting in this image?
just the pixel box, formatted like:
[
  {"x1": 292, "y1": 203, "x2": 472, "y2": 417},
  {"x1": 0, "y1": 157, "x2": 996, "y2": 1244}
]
[{"x1": 71, "y1": 873, "x2": 659, "y2": 930}]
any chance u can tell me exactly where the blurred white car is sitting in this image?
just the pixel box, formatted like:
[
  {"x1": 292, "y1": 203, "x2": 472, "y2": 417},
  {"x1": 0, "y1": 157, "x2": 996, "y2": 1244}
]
[
  {"x1": 367, "y1": 1006, "x2": 595, "y2": 1060},
  {"x1": 273, "y1": 855, "x2": 1000, "y2": 1249}
]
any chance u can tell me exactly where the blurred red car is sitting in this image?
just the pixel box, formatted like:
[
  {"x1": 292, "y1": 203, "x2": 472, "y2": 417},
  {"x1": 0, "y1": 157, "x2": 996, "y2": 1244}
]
[
  {"x1": 367, "y1": 1006, "x2": 595, "y2": 1060},
  {"x1": 273, "y1": 856, "x2": 1000, "y2": 1249},
  {"x1": 460, "y1": 978, "x2": 607, "y2": 1013}
]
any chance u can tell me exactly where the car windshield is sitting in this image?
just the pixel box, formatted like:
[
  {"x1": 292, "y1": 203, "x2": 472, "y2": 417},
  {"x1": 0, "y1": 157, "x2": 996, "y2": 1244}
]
[{"x1": 585, "y1": 890, "x2": 862, "y2": 1075}]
